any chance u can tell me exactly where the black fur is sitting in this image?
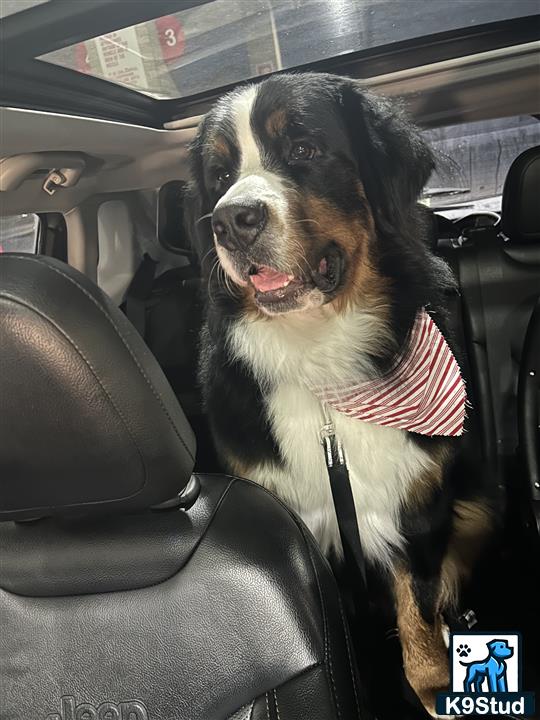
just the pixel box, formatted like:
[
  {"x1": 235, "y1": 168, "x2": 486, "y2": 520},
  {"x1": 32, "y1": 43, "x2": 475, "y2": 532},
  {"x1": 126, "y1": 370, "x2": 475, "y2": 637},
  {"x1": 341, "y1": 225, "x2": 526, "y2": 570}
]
[
  {"x1": 198, "y1": 323, "x2": 282, "y2": 469},
  {"x1": 400, "y1": 450, "x2": 457, "y2": 623}
]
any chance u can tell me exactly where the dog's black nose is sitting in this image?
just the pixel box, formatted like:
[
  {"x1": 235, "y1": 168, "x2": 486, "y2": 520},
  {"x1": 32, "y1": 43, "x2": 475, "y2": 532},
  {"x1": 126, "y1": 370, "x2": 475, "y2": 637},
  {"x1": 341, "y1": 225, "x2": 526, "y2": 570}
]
[{"x1": 212, "y1": 201, "x2": 267, "y2": 250}]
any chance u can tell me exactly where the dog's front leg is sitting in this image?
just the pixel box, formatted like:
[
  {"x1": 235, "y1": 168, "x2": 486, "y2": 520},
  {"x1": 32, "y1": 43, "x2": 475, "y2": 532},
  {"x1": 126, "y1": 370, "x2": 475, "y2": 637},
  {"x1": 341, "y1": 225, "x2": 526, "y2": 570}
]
[{"x1": 393, "y1": 568, "x2": 449, "y2": 718}]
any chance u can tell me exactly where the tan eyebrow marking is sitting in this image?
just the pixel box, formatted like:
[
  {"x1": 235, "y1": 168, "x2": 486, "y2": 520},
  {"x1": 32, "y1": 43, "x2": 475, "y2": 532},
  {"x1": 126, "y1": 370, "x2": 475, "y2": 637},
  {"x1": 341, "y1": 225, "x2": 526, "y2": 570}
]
[
  {"x1": 265, "y1": 108, "x2": 288, "y2": 137},
  {"x1": 213, "y1": 135, "x2": 232, "y2": 160}
]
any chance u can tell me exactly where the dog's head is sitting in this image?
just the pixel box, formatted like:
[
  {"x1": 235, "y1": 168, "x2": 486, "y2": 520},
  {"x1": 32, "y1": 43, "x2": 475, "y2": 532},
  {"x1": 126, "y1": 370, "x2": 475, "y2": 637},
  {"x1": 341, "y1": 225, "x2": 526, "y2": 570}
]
[
  {"x1": 487, "y1": 640, "x2": 514, "y2": 660},
  {"x1": 188, "y1": 72, "x2": 434, "y2": 316}
]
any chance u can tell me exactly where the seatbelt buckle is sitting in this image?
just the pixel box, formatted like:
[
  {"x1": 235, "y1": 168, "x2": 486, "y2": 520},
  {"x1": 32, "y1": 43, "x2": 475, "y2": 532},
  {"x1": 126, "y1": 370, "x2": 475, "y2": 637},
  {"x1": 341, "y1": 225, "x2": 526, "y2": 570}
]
[
  {"x1": 458, "y1": 608, "x2": 478, "y2": 630},
  {"x1": 320, "y1": 422, "x2": 345, "y2": 469},
  {"x1": 445, "y1": 608, "x2": 478, "y2": 632}
]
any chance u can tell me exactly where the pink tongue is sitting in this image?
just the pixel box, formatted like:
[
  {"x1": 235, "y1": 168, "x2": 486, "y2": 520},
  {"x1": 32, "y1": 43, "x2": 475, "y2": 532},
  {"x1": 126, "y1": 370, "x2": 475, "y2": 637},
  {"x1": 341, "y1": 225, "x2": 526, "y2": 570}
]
[{"x1": 251, "y1": 266, "x2": 293, "y2": 292}]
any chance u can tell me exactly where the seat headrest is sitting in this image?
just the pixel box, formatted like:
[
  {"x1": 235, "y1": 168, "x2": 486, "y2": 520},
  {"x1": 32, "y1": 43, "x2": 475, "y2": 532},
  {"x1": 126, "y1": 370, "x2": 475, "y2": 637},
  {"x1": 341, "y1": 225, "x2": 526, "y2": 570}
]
[
  {"x1": 502, "y1": 145, "x2": 540, "y2": 244},
  {"x1": 0, "y1": 255, "x2": 196, "y2": 521}
]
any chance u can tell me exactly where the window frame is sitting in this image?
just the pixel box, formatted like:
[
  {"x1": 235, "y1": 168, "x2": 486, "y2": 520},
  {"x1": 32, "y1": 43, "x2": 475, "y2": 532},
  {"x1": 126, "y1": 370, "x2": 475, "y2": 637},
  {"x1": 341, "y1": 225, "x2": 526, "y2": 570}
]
[
  {"x1": 423, "y1": 114, "x2": 540, "y2": 212},
  {"x1": 0, "y1": 212, "x2": 43, "y2": 254}
]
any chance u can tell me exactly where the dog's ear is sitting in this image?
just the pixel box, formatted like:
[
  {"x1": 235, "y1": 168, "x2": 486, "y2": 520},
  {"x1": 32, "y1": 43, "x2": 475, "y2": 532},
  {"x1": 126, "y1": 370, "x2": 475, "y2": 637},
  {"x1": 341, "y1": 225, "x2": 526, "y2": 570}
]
[{"x1": 339, "y1": 80, "x2": 434, "y2": 229}]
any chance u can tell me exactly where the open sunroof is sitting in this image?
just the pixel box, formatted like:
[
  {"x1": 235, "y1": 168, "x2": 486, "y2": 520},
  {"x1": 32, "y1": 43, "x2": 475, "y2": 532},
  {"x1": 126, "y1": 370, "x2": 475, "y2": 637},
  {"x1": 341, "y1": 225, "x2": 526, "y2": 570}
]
[
  {"x1": 2, "y1": 0, "x2": 538, "y2": 128},
  {"x1": 36, "y1": 0, "x2": 539, "y2": 100}
]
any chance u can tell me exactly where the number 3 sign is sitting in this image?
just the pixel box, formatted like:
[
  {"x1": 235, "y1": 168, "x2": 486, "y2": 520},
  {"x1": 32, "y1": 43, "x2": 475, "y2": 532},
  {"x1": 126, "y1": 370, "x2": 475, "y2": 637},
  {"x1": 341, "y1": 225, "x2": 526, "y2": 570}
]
[{"x1": 155, "y1": 15, "x2": 185, "y2": 62}]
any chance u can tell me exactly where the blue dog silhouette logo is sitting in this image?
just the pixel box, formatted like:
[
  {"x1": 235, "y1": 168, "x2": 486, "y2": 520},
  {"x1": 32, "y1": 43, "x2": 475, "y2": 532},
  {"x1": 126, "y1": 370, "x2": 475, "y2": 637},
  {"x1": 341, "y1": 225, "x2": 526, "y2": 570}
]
[
  {"x1": 460, "y1": 639, "x2": 514, "y2": 693},
  {"x1": 436, "y1": 632, "x2": 536, "y2": 716}
]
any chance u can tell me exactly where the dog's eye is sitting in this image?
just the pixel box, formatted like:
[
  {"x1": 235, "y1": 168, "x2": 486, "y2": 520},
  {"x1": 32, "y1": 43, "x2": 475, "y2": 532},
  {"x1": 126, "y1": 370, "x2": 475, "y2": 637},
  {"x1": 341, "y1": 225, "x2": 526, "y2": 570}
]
[
  {"x1": 216, "y1": 169, "x2": 231, "y2": 186},
  {"x1": 289, "y1": 142, "x2": 316, "y2": 162}
]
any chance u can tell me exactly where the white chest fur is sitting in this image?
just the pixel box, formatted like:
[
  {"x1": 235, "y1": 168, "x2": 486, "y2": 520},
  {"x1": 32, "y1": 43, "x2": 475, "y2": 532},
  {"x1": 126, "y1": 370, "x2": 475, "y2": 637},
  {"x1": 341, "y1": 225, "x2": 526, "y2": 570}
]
[{"x1": 228, "y1": 308, "x2": 434, "y2": 567}]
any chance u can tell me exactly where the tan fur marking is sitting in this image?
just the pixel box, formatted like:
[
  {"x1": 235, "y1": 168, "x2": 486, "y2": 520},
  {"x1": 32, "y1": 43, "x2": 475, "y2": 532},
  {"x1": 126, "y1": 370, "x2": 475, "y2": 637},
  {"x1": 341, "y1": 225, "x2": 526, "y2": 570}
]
[
  {"x1": 265, "y1": 109, "x2": 288, "y2": 137},
  {"x1": 405, "y1": 466, "x2": 440, "y2": 510},
  {"x1": 213, "y1": 135, "x2": 231, "y2": 160},
  {"x1": 224, "y1": 451, "x2": 253, "y2": 480},
  {"x1": 440, "y1": 499, "x2": 494, "y2": 609},
  {"x1": 404, "y1": 444, "x2": 452, "y2": 510},
  {"x1": 298, "y1": 193, "x2": 388, "y2": 316},
  {"x1": 394, "y1": 568, "x2": 450, "y2": 717}
]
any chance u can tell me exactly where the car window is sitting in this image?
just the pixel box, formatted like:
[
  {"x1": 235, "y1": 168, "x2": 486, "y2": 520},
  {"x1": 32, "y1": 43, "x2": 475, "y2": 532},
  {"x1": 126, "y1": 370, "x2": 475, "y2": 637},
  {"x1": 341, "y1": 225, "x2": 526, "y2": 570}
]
[
  {"x1": 0, "y1": 214, "x2": 41, "y2": 254},
  {"x1": 39, "y1": 0, "x2": 538, "y2": 99},
  {"x1": 423, "y1": 115, "x2": 540, "y2": 216}
]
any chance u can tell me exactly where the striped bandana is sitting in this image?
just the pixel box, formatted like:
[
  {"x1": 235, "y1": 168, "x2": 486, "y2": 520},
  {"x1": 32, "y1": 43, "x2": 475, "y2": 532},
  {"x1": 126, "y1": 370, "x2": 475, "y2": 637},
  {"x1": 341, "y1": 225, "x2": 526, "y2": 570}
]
[{"x1": 312, "y1": 309, "x2": 467, "y2": 437}]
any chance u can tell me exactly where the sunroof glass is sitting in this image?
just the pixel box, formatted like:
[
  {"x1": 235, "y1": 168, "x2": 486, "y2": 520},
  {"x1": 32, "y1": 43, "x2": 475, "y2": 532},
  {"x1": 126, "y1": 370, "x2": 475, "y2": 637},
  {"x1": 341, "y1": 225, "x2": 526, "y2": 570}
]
[{"x1": 38, "y1": 0, "x2": 538, "y2": 100}]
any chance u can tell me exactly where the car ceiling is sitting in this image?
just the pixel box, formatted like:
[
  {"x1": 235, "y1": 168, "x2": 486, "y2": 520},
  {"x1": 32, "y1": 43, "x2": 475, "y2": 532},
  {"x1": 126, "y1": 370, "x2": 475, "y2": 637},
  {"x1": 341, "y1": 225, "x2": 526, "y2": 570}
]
[
  {"x1": 1, "y1": 1, "x2": 539, "y2": 216},
  {"x1": 0, "y1": 108, "x2": 193, "y2": 215}
]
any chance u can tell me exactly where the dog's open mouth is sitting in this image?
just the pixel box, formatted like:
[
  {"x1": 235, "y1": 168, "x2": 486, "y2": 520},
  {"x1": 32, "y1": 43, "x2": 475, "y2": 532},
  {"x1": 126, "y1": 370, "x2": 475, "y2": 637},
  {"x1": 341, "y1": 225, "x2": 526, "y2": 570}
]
[
  {"x1": 312, "y1": 244, "x2": 343, "y2": 293},
  {"x1": 247, "y1": 245, "x2": 343, "y2": 310},
  {"x1": 248, "y1": 266, "x2": 303, "y2": 302}
]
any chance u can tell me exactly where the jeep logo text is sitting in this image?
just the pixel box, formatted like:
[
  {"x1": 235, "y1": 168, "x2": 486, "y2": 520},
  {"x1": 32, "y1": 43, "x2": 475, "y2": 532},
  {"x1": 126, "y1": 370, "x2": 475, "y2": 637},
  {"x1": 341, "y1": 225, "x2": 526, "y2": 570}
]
[{"x1": 46, "y1": 695, "x2": 149, "y2": 720}]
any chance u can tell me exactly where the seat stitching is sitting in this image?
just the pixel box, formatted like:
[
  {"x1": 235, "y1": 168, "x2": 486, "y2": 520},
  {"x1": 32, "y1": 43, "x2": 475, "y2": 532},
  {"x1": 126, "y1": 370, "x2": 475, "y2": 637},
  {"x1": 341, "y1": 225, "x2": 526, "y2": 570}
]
[
  {"x1": 325, "y1": 621, "x2": 342, "y2": 720},
  {"x1": 338, "y1": 597, "x2": 361, "y2": 717},
  {"x1": 21, "y1": 256, "x2": 194, "y2": 462},
  {"x1": 223, "y1": 663, "x2": 323, "y2": 720},
  {"x1": 272, "y1": 689, "x2": 281, "y2": 720},
  {"x1": 224, "y1": 701, "x2": 255, "y2": 720},
  {"x1": 265, "y1": 692, "x2": 270, "y2": 720},
  {"x1": 297, "y1": 524, "x2": 342, "y2": 720},
  {"x1": 231, "y1": 477, "x2": 343, "y2": 720}
]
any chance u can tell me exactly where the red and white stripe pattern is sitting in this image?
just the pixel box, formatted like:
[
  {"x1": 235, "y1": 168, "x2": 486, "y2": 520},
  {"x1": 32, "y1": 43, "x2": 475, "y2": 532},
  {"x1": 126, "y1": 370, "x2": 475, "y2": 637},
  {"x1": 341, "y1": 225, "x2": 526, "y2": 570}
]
[{"x1": 313, "y1": 309, "x2": 467, "y2": 436}]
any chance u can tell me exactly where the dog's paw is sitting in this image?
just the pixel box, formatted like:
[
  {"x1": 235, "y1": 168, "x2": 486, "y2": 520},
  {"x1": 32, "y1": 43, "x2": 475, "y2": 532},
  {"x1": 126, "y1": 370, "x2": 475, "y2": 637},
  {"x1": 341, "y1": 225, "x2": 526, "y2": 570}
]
[
  {"x1": 406, "y1": 665, "x2": 450, "y2": 719},
  {"x1": 456, "y1": 643, "x2": 471, "y2": 658}
]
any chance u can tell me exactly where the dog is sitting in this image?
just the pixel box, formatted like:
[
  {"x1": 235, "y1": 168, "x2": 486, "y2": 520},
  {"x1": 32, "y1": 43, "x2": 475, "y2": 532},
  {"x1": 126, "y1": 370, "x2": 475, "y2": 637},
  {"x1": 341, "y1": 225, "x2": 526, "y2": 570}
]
[
  {"x1": 186, "y1": 72, "x2": 495, "y2": 717},
  {"x1": 461, "y1": 640, "x2": 514, "y2": 692}
]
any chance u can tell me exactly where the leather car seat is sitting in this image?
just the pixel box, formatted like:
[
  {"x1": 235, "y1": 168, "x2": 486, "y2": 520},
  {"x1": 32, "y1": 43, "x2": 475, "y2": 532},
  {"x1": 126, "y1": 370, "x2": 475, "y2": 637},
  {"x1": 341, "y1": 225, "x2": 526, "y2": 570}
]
[
  {"x1": 0, "y1": 254, "x2": 367, "y2": 720},
  {"x1": 518, "y1": 297, "x2": 540, "y2": 541},
  {"x1": 509, "y1": 147, "x2": 540, "y2": 542},
  {"x1": 437, "y1": 146, "x2": 540, "y2": 466}
]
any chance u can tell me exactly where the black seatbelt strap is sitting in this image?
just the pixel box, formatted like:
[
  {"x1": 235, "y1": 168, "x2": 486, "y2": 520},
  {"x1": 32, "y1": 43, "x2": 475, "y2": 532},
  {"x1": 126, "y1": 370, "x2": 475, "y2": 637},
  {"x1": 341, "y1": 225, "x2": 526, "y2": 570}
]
[
  {"x1": 125, "y1": 254, "x2": 157, "y2": 337},
  {"x1": 474, "y1": 235, "x2": 514, "y2": 456},
  {"x1": 320, "y1": 418, "x2": 368, "y2": 613},
  {"x1": 320, "y1": 416, "x2": 376, "y2": 714}
]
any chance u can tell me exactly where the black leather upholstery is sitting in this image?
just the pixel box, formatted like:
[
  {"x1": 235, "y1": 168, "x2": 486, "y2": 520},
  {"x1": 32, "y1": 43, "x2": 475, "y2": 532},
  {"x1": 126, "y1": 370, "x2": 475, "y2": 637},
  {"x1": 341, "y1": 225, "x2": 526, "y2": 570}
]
[
  {"x1": 518, "y1": 297, "x2": 540, "y2": 537},
  {"x1": 0, "y1": 254, "x2": 195, "y2": 520},
  {"x1": 0, "y1": 255, "x2": 365, "y2": 719},
  {"x1": 1, "y1": 475, "x2": 365, "y2": 720},
  {"x1": 456, "y1": 233, "x2": 540, "y2": 458},
  {"x1": 0, "y1": 474, "x2": 228, "y2": 597},
  {"x1": 437, "y1": 146, "x2": 540, "y2": 466},
  {"x1": 502, "y1": 145, "x2": 540, "y2": 244}
]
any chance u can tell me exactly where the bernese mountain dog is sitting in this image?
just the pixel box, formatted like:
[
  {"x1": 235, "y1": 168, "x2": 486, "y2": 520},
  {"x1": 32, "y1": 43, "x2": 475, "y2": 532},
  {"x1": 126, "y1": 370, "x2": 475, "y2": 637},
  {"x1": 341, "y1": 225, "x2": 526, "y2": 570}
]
[{"x1": 186, "y1": 72, "x2": 495, "y2": 716}]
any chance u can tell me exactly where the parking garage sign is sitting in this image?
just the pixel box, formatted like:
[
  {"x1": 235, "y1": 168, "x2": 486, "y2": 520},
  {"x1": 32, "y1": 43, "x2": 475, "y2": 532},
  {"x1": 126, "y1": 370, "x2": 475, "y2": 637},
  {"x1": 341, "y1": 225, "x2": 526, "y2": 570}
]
[{"x1": 75, "y1": 16, "x2": 184, "y2": 95}]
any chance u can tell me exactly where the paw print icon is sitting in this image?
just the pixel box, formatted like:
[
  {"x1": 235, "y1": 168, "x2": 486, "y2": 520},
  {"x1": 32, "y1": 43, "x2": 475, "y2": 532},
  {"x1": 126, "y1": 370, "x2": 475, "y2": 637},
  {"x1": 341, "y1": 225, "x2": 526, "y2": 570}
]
[{"x1": 457, "y1": 643, "x2": 471, "y2": 658}]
